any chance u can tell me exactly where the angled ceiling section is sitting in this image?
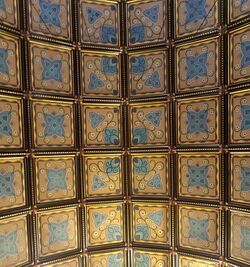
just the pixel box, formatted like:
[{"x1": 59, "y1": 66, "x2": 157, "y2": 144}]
[{"x1": 0, "y1": 0, "x2": 249, "y2": 267}]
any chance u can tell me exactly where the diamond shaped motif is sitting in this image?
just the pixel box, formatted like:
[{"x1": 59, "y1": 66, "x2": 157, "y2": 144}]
[
  {"x1": 145, "y1": 111, "x2": 162, "y2": 127},
  {"x1": 46, "y1": 168, "x2": 67, "y2": 191},
  {"x1": 186, "y1": 52, "x2": 208, "y2": 80},
  {"x1": 41, "y1": 57, "x2": 62, "y2": 82},
  {"x1": 43, "y1": 113, "x2": 65, "y2": 137},
  {"x1": 48, "y1": 220, "x2": 69, "y2": 245},
  {"x1": 188, "y1": 165, "x2": 209, "y2": 188},
  {"x1": 188, "y1": 217, "x2": 209, "y2": 241},
  {"x1": 187, "y1": 110, "x2": 208, "y2": 134}
]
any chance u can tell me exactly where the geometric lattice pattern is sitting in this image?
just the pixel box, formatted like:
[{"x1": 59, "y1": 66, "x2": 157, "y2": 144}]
[{"x1": 0, "y1": 0, "x2": 249, "y2": 266}]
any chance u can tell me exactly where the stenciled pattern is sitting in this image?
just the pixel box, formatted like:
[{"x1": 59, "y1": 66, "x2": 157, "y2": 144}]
[
  {"x1": 131, "y1": 154, "x2": 169, "y2": 196},
  {"x1": 85, "y1": 155, "x2": 123, "y2": 198},
  {"x1": 230, "y1": 0, "x2": 250, "y2": 22},
  {"x1": 0, "y1": 34, "x2": 20, "y2": 89},
  {"x1": 0, "y1": 216, "x2": 28, "y2": 266},
  {"x1": 88, "y1": 250, "x2": 125, "y2": 267},
  {"x1": 231, "y1": 211, "x2": 250, "y2": 264},
  {"x1": 0, "y1": 158, "x2": 25, "y2": 211},
  {"x1": 132, "y1": 204, "x2": 170, "y2": 245},
  {"x1": 38, "y1": 208, "x2": 78, "y2": 257},
  {"x1": 32, "y1": 100, "x2": 74, "y2": 148},
  {"x1": 179, "y1": 206, "x2": 220, "y2": 253},
  {"x1": 80, "y1": 1, "x2": 119, "y2": 47},
  {"x1": 0, "y1": 0, "x2": 18, "y2": 28},
  {"x1": 176, "y1": 0, "x2": 218, "y2": 37},
  {"x1": 127, "y1": 0, "x2": 166, "y2": 46},
  {"x1": 129, "y1": 51, "x2": 167, "y2": 96},
  {"x1": 87, "y1": 204, "x2": 124, "y2": 247},
  {"x1": 29, "y1": 0, "x2": 71, "y2": 40},
  {"x1": 178, "y1": 154, "x2": 220, "y2": 199},
  {"x1": 231, "y1": 91, "x2": 250, "y2": 143},
  {"x1": 35, "y1": 156, "x2": 76, "y2": 203},
  {"x1": 131, "y1": 104, "x2": 168, "y2": 146},
  {"x1": 83, "y1": 105, "x2": 121, "y2": 147},
  {"x1": 229, "y1": 27, "x2": 250, "y2": 85},
  {"x1": 81, "y1": 52, "x2": 120, "y2": 97},
  {"x1": 30, "y1": 43, "x2": 72, "y2": 94},
  {"x1": 0, "y1": 97, "x2": 23, "y2": 149},
  {"x1": 176, "y1": 38, "x2": 219, "y2": 93},
  {"x1": 133, "y1": 250, "x2": 170, "y2": 267},
  {"x1": 177, "y1": 97, "x2": 219, "y2": 145},
  {"x1": 230, "y1": 153, "x2": 250, "y2": 203}
]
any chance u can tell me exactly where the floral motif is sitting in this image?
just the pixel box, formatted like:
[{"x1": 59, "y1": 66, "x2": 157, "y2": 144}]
[
  {"x1": 41, "y1": 57, "x2": 62, "y2": 82},
  {"x1": 86, "y1": 156, "x2": 122, "y2": 197},
  {"x1": 0, "y1": 37, "x2": 20, "y2": 89},
  {"x1": 0, "y1": 159, "x2": 25, "y2": 211},
  {"x1": 186, "y1": 53, "x2": 208, "y2": 80},
  {"x1": 30, "y1": 0, "x2": 70, "y2": 39},
  {"x1": 133, "y1": 205, "x2": 168, "y2": 244},
  {"x1": 39, "y1": 209, "x2": 78, "y2": 256},
  {"x1": 81, "y1": 2, "x2": 118, "y2": 46},
  {"x1": 46, "y1": 168, "x2": 67, "y2": 191},
  {"x1": 48, "y1": 220, "x2": 68, "y2": 245},
  {"x1": 179, "y1": 155, "x2": 218, "y2": 199},
  {"x1": 128, "y1": 1, "x2": 166, "y2": 46},
  {"x1": 132, "y1": 156, "x2": 167, "y2": 195},
  {"x1": 176, "y1": 0, "x2": 218, "y2": 37},
  {"x1": 0, "y1": 216, "x2": 28, "y2": 266},
  {"x1": 0, "y1": 111, "x2": 12, "y2": 137},
  {"x1": 129, "y1": 52, "x2": 166, "y2": 96},
  {"x1": 43, "y1": 113, "x2": 65, "y2": 137},
  {"x1": 231, "y1": 28, "x2": 250, "y2": 84},
  {"x1": 0, "y1": 98, "x2": 22, "y2": 148},
  {"x1": 187, "y1": 110, "x2": 208, "y2": 134},
  {"x1": 188, "y1": 217, "x2": 209, "y2": 240},
  {"x1": 87, "y1": 204, "x2": 123, "y2": 246},
  {"x1": 34, "y1": 102, "x2": 73, "y2": 147},
  {"x1": 0, "y1": 231, "x2": 18, "y2": 259},
  {"x1": 134, "y1": 251, "x2": 168, "y2": 267},
  {"x1": 0, "y1": 48, "x2": 8, "y2": 74},
  {"x1": 36, "y1": 157, "x2": 75, "y2": 203},
  {"x1": 131, "y1": 106, "x2": 166, "y2": 146},
  {"x1": 85, "y1": 107, "x2": 120, "y2": 147},
  {"x1": 180, "y1": 207, "x2": 219, "y2": 253},
  {"x1": 178, "y1": 98, "x2": 218, "y2": 144},
  {"x1": 0, "y1": 171, "x2": 14, "y2": 197},
  {"x1": 177, "y1": 40, "x2": 218, "y2": 92},
  {"x1": 82, "y1": 53, "x2": 119, "y2": 97}
]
